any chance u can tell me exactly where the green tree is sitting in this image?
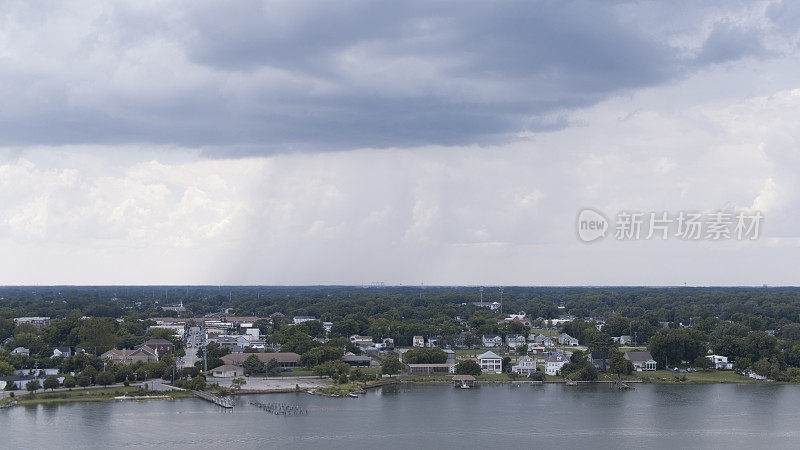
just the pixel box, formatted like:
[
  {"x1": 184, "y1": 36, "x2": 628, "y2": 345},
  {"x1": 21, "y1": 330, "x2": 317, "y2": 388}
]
[
  {"x1": 404, "y1": 348, "x2": 447, "y2": 364},
  {"x1": 77, "y1": 375, "x2": 91, "y2": 387},
  {"x1": 266, "y1": 358, "x2": 281, "y2": 377},
  {"x1": 693, "y1": 355, "x2": 713, "y2": 371},
  {"x1": 455, "y1": 359, "x2": 482, "y2": 376},
  {"x1": 242, "y1": 355, "x2": 263, "y2": 375},
  {"x1": 381, "y1": 355, "x2": 403, "y2": 375},
  {"x1": 43, "y1": 375, "x2": 60, "y2": 391},
  {"x1": 517, "y1": 344, "x2": 528, "y2": 355},
  {"x1": 608, "y1": 351, "x2": 633, "y2": 376},
  {"x1": 96, "y1": 371, "x2": 115, "y2": 386},
  {"x1": 0, "y1": 360, "x2": 14, "y2": 377},
  {"x1": 26, "y1": 380, "x2": 41, "y2": 393},
  {"x1": 231, "y1": 377, "x2": 247, "y2": 390},
  {"x1": 62, "y1": 375, "x2": 77, "y2": 389},
  {"x1": 313, "y1": 360, "x2": 351, "y2": 378}
]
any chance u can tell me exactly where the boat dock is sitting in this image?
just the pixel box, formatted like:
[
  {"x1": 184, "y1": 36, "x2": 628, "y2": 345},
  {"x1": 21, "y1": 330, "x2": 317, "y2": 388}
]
[{"x1": 193, "y1": 390, "x2": 234, "y2": 408}]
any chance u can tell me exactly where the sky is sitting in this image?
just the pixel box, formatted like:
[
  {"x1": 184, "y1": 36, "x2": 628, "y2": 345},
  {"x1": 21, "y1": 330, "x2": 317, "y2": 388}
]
[{"x1": 1, "y1": 0, "x2": 799, "y2": 285}]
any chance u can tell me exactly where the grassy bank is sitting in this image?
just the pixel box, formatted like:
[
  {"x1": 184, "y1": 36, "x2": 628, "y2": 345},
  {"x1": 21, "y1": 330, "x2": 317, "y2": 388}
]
[{"x1": 1, "y1": 387, "x2": 193, "y2": 406}]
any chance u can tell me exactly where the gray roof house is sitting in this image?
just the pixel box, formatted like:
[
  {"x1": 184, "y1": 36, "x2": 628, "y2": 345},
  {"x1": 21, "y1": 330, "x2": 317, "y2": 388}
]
[{"x1": 624, "y1": 351, "x2": 657, "y2": 371}]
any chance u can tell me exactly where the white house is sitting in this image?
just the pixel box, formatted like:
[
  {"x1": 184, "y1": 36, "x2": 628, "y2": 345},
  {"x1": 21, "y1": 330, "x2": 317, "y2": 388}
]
[
  {"x1": 10, "y1": 347, "x2": 30, "y2": 356},
  {"x1": 506, "y1": 334, "x2": 526, "y2": 350},
  {"x1": 624, "y1": 351, "x2": 657, "y2": 371},
  {"x1": 545, "y1": 354, "x2": 567, "y2": 376},
  {"x1": 210, "y1": 364, "x2": 244, "y2": 378},
  {"x1": 350, "y1": 335, "x2": 374, "y2": 346},
  {"x1": 482, "y1": 334, "x2": 503, "y2": 348},
  {"x1": 706, "y1": 355, "x2": 734, "y2": 370},
  {"x1": 612, "y1": 335, "x2": 632, "y2": 345},
  {"x1": 477, "y1": 351, "x2": 503, "y2": 374},
  {"x1": 511, "y1": 355, "x2": 538, "y2": 376},
  {"x1": 413, "y1": 336, "x2": 425, "y2": 348},
  {"x1": 558, "y1": 333, "x2": 579, "y2": 346}
]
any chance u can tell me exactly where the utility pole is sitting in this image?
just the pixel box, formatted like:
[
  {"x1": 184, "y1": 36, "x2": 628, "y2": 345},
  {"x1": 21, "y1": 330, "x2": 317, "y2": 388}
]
[
  {"x1": 499, "y1": 287, "x2": 504, "y2": 315},
  {"x1": 480, "y1": 286, "x2": 484, "y2": 307}
]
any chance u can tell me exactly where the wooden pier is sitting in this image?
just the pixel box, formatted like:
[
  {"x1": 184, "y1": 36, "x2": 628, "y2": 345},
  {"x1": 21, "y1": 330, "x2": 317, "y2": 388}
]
[{"x1": 193, "y1": 390, "x2": 234, "y2": 408}]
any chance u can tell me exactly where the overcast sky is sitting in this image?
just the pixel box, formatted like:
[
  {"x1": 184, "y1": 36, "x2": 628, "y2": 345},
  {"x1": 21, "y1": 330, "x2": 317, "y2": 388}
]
[{"x1": 1, "y1": 1, "x2": 799, "y2": 285}]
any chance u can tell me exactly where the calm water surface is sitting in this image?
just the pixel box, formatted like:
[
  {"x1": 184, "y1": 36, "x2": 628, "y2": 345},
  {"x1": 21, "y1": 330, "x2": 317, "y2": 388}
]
[{"x1": 2, "y1": 383, "x2": 799, "y2": 449}]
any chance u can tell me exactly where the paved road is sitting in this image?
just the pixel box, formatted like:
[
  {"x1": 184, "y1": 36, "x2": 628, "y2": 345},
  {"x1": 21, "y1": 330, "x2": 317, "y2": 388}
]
[{"x1": 179, "y1": 326, "x2": 201, "y2": 369}]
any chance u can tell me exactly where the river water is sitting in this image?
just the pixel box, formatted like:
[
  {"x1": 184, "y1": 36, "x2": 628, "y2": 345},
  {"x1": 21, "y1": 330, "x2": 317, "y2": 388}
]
[{"x1": 2, "y1": 383, "x2": 799, "y2": 449}]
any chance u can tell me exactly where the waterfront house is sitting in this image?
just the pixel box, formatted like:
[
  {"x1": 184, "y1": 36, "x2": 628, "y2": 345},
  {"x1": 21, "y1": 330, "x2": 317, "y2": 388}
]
[
  {"x1": 506, "y1": 334, "x2": 526, "y2": 350},
  {"x1": 624, "y1": 351, "x2": 657, "y2": 371},
  {"x1": 407, "y1": 363, "x2": 456, "y2": 375},
  {"x1": 413, "y1": 336, "x2": 425, "y2": 347},
  {"x1": 558, "y1": 333, "x2": 579, "y2": 346},
  {"x1": 482, "y1": 335, "x2": 503, "y2": 348},
  {"x1": 511, "y1": 355, "x2": 538, "y2": 376},
  {"x1": 477, "y1": 351, "x2": 503, "y2": 374},
  {"x1": 210, "y1": 364, "x2": 244, "y2": 378},
  {"x1": 221, "y1": 352, "x2": 300, "y2": 369},
  {"x1": 706, "y1": 355, "x2": 734, "y2": 370},
  {"x1": 137, "y1": 339, "x2": 175, "y2": 355},
  {"x1": 102, "y1": 346, "x2": 159, "y2": 365},
  {"x1": 545, "y1": 354, "x2": 567, "y2": 376},
  {"x1": 588, "y1": 350, "x2": 608, "y2": 372}
]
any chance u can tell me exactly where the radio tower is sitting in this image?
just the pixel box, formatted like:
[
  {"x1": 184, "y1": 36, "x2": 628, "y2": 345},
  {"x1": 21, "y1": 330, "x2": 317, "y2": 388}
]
[{"x1": 480, "y1": 286, "x2": 484, "y2": 307}]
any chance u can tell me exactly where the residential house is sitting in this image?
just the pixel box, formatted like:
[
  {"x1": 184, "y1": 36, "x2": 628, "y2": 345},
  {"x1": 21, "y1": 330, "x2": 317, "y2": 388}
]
[
  {"x1": 323, "y1": 322, "x2": 333, "y2": 334},
  {"x1": 221, "y1": 352, "x2": 301, "y2": 369},
  {"x1": 529, "y1": 333, "x2": 554, "y2": 347},
  {"x1": 13, "y1": 317, "x2": 51, "y2": 328},
  {"x1": 545, "y1": 354, "x2": 568, "y2": 376},
  {"x1": 292, "y1": 316, "x2": 316, "y2": 324},
  {"x1": 501, "y1": 314, "x2": 532, "y2": 327},
  {"x1": 612, "y1": 335, "x2": 633, "y2": 345},
  {"x1": 558, "y1": 333, "x2": 580, "y2": 346},
  {"x1": 511, "y1": 355, "x2": 538, "y2": 376},
  {"x1": 137, "y1": 339, "x2": 175, "y2": 355},
  {"x1": 624, "y1": 351, "x2": 657, "y2": 371},
  {"x1": 102, "y1": 346, "x2": 159, "y2": 365},
  {"x1": 482, "y1": 335, "x2": 503, "y2": 348},
  {"x1": 477, "y1": 351, "x2": 503, "y2": 374},
  {"x1": 706, "y1": 354, "x2": 734, "y2": 370},
  {"x1": 407, "y1": 363, "x2": 455, "y2": 375},
  {"x1": 427, "y1": 336, "x2": 440, "y2": 348},
  {"x1": 413, "y1": 336, "x2": 425, "y2": 348},
  {"x1": 209, "y1": 364, "x2": 244, "y2": 378},
  {"x1": 10, "y1": 347, "x2": 30, "y2": 356},
  {"x1": 506, "y1": 334, "x2": 526, "y2": 350},
  {"x1": 52, "y1": 347, "x2": 73, "y2": 358},
  {"x1": 589, "y1": 350, "x2": 608, "y2": 372}
]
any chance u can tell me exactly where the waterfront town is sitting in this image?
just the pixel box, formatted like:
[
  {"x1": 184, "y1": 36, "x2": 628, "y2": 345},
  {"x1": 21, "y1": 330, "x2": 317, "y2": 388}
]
[{"x1": 0, "y1": 286, "x2": 789, "y2": 405}]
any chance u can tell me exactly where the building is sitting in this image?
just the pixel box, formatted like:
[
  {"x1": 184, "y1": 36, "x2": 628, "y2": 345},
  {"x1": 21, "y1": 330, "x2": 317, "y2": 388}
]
[
  {"x1": 10, "y1": 347, "x2": 30, "y2": 356},
  {"x1": 482, "y1": 335, "x2": 503, "y2": 348},
  {"x1": 558, "y1": 333, "x2": 580, "y2": 346},
  {"x1": 413, "y1": 336, "x2": 425, "y2": 348},
  {"x1": 102, "y1": 346, "x2": 159, "y2": 365},
  {"x1": 625, "y1": 351, "x2": 657, "y2": 371},
  {"x1": 453, "y1": 374, "x2": 475, "y2": 387},
  {"x1": 501, "y1": 314, "x2": 532, "y2": 327},
  {"x1": 342, "y1": 353, "x2": 373, "y2": 367},
  {"x1": 706, "y1": 355, "x2": 734, "y2": 370},
  {"x1": 443, "y1": 349, "x2": 456, "y2": 365},
  {"x1": 209, "y1": 364, "x2": 244, "y2": 378},
  {"x1": 612, "y1": 335, "x2": 633, "y2": 345},
  {"x1": 137, "y1": 339, "x2": 175, "y2": 355},
  {"x1": 52, "y1": 347, "x2": 73, "y2": 358},
  {"x1": 477, "y1": 351, "x2": 503, "y2": 374},
  {"x1": 350, "y1": 335, "x2": 374, "y2": 346},
  {"x1": 545, "y1": 354, "x2": 568, "y2": 376},
  {"x1": 221, "y1": 352, "x2": 301, "y2": 369},
  {"x1": 511, "y1": 355, "x2": 538, "y2": 376},
  {"x1": 506, "y1": 334, "x2": 526, "y2": 350},
  {"x1": 407, "y1": 363, "x2": 455, "y2": 375},
  {"x1": 589, "y1": 350, "x2": 608, "y2": 372},
  {"x1": 529, "y1": 333, "x2": 555, "y2": 347},
  {"x1": 13, "y1": 317, "x2": 50, "y2": 328},
  {"x1": 292, "y1": 316, "x2": 317, "y2": 324}
]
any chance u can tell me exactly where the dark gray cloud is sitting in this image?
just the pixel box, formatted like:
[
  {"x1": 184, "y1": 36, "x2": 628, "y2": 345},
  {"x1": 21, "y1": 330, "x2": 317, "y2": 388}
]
[{"x1": 0, "y1": 1, "x2": 783, "y2": 154}]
